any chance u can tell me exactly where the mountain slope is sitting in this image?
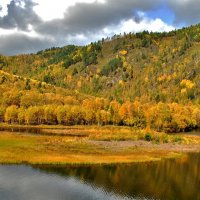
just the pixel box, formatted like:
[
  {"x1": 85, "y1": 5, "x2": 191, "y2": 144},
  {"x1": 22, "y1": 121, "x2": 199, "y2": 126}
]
[
  {"x1": 0, "y1": 25, "x2": 200, "y2": 132},
  {"x1": 1, "y1": 24, "x2": 200, "y2": 104}
]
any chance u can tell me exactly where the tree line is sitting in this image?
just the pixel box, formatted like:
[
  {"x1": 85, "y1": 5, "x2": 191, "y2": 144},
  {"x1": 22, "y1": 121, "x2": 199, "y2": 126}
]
[{"x1": 1, "y1": 99, "x2": 199, "y2": 133}]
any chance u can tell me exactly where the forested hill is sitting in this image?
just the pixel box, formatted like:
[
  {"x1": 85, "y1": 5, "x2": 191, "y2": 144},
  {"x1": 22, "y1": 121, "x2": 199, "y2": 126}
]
[
  {"x1": 1, "y1": 24, "x2": 200, "y2": 103},
  {"x1": 0, "y1": 24, "x2": 200, "y2": 132}
]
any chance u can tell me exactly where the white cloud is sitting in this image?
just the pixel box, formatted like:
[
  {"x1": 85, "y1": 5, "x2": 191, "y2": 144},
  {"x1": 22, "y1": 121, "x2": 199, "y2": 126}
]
[
  {"x1": 100, "y1": 17, "x2": 175, "y2": 38},
  {"x1": 33, "y1": 0, "x2": 106, "y2": 21},
  {"x1": 0, "y1": 27, "x2": 17, "y2": 34},
  {"x1": 62, "y1": 17, "x2": 175, "y2": 46},
  {"x1": 0, "y1": 0, "x2": 100, "y2": 20},
  {"x1": 120, "y1": 18, "x2": 175, "y2": 33},
  {"x1": 0, "y1": 0, "x2": 11, "y2": 17}
]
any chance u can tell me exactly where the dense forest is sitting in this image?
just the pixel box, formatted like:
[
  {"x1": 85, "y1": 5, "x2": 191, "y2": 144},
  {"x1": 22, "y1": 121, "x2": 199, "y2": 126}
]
[{"x1": 0, "y1": 24, "x2": 200, "y2": 132}]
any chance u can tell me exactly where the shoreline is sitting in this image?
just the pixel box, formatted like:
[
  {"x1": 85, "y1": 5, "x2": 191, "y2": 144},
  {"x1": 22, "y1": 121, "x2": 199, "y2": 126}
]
[{"x1": 0, "y1": 124, "x2": 199, "y2": 165}]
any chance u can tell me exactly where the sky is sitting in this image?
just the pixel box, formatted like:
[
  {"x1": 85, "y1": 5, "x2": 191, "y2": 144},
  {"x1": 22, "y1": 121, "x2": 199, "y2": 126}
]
[{"x1": 0, "y1": 0, "x2": 199, "y2": 55}]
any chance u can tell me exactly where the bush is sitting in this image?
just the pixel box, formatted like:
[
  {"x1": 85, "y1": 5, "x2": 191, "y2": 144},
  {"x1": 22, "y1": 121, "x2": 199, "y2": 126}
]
[
  {"x1": 145, "y1": 133, "x2": 152, "y2": 141},
  {"x1": 101, "y1": 58, "x2": 123, "y2": 76}
]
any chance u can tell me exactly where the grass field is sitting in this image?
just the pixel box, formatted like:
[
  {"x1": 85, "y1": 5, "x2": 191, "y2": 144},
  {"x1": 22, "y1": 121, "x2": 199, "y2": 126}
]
[{"x1": 0, "y1": 124, "x2": 199, "y2": 165}]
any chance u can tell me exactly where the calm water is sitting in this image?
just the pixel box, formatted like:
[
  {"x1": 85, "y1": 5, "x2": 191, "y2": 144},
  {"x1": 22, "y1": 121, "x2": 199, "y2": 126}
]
[
  {"x1": 179, "y1": 128, "x2": 200, "y2": 136},
  {"x1": 0, "y1": 126, "x2": 200, "y2": 136},
  {"x1": 0, "y1": 153, "x2": 200, "y2": 200}
]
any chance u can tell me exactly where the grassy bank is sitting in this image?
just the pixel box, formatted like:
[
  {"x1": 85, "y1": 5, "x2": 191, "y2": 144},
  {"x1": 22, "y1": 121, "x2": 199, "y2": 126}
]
[
  {"x1": 0, "y1": 124, "x2": 199, "y2": 165},
  {"x1": 0, "y1": 123, "x2": 185, "y2": 142}
]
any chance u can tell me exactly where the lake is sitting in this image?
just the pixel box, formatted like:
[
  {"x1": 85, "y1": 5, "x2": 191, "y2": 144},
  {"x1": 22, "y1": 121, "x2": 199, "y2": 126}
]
[{"x1": 0, "y1": 153, "x2": 200, "y2": 200}]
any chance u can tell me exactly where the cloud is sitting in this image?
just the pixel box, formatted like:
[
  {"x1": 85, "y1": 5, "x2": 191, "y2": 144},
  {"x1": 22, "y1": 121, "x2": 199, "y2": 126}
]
[
  {"x1": 0, "y1": 0, "x2": 170, "y2": 55},
  {"x1": 0, "y1": 33, "x2": 55, "y2": 55},
  {"x1": 0, "y1": 16, "x2": 175, "y2": 55},
  {"x1": 0, "y1": 0, "x2": 41, "y2": 31},
  {"x1": 71, "y1": 17, "x2": 174, "y2": 47},
  {"x1": 108, "y1": 17, "x2": 175, "y2": 34},
  {"x1": 35, "y1": 0, "x2": 160, "y2": 37},
  {"x1": 168, "y1": 0, "x2": 200, "y2": 25},
  {"x1": 4, "y1": 0, "x2": 198, "y2": 55}
]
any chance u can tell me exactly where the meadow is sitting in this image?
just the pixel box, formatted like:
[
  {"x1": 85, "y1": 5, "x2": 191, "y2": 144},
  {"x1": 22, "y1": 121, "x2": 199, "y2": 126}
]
[{"x1": 0, "y1": 124, "x2": 199, "y2": 165}]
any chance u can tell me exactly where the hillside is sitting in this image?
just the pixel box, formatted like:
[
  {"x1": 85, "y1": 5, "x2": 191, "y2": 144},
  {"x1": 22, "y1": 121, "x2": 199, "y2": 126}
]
[
  {"x1": 1, "y1": 24, "x2": 200, "y2": 103},
  {"x1": 0, "y1": 24, "x2": 200, "y2": 132}
]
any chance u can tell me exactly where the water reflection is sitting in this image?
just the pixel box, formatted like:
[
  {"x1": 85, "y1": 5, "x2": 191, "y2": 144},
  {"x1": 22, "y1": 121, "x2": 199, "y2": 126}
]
[
  {"x1": 0, "y1": 165, "x2": 134, "y2": 200},
  {"x1": 167, "y1": 128, "x2": 200, "y2": 137},
  {"x1": 0, "y1": 126, "x2": 87, "y2": 137},
  {"x1": 0, "y1": 153, "x2": 200, "y2": 200}
]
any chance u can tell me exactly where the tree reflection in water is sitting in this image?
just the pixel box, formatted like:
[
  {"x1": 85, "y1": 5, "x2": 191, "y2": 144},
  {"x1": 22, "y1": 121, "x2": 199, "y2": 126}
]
[{"x1": 36, "y1": 153, "x2": 200, "y2": 200}]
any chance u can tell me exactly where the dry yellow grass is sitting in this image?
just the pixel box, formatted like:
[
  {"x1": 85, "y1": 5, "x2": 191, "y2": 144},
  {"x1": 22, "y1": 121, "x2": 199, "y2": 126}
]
[{"x1": 0, "y1": 125, "x2": 199, "y2": 165}]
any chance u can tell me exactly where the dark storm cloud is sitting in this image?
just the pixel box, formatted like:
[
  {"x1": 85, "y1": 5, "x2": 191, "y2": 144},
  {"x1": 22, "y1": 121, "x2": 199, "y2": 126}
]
[
  {"x1": 36, "y1": 0, "x2": 160, "y2": 36},
  {"x1": 0, "y1": 0, "x2": 41, "y2": 30},
  {"x1": 0, "y1": 33, "x2": 55, "y2": 55},
  {"x1": 168, "y1": 0, "x2": 200, "y2": 25}
]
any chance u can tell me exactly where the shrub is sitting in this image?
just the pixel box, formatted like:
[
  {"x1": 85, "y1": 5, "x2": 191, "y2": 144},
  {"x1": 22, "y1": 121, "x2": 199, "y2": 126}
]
[
  {"x1": 101, "y1": 58, "x2": 123, "y2": 76},
  {"x1": 145, "y1": 133, "x2": 152, "y2": 141}
]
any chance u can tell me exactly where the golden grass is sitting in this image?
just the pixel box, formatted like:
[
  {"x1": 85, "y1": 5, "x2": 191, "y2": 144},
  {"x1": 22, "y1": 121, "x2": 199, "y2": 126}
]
[
  {"x1": 0, "y1": 124, "x2": 199, "y2": 165},
  {"x1": 0, "y1": 123, "x2": 183, "y2": 142},
  {"x1": 0, "y1": 131, "x2": 184, "y2": 165}
]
